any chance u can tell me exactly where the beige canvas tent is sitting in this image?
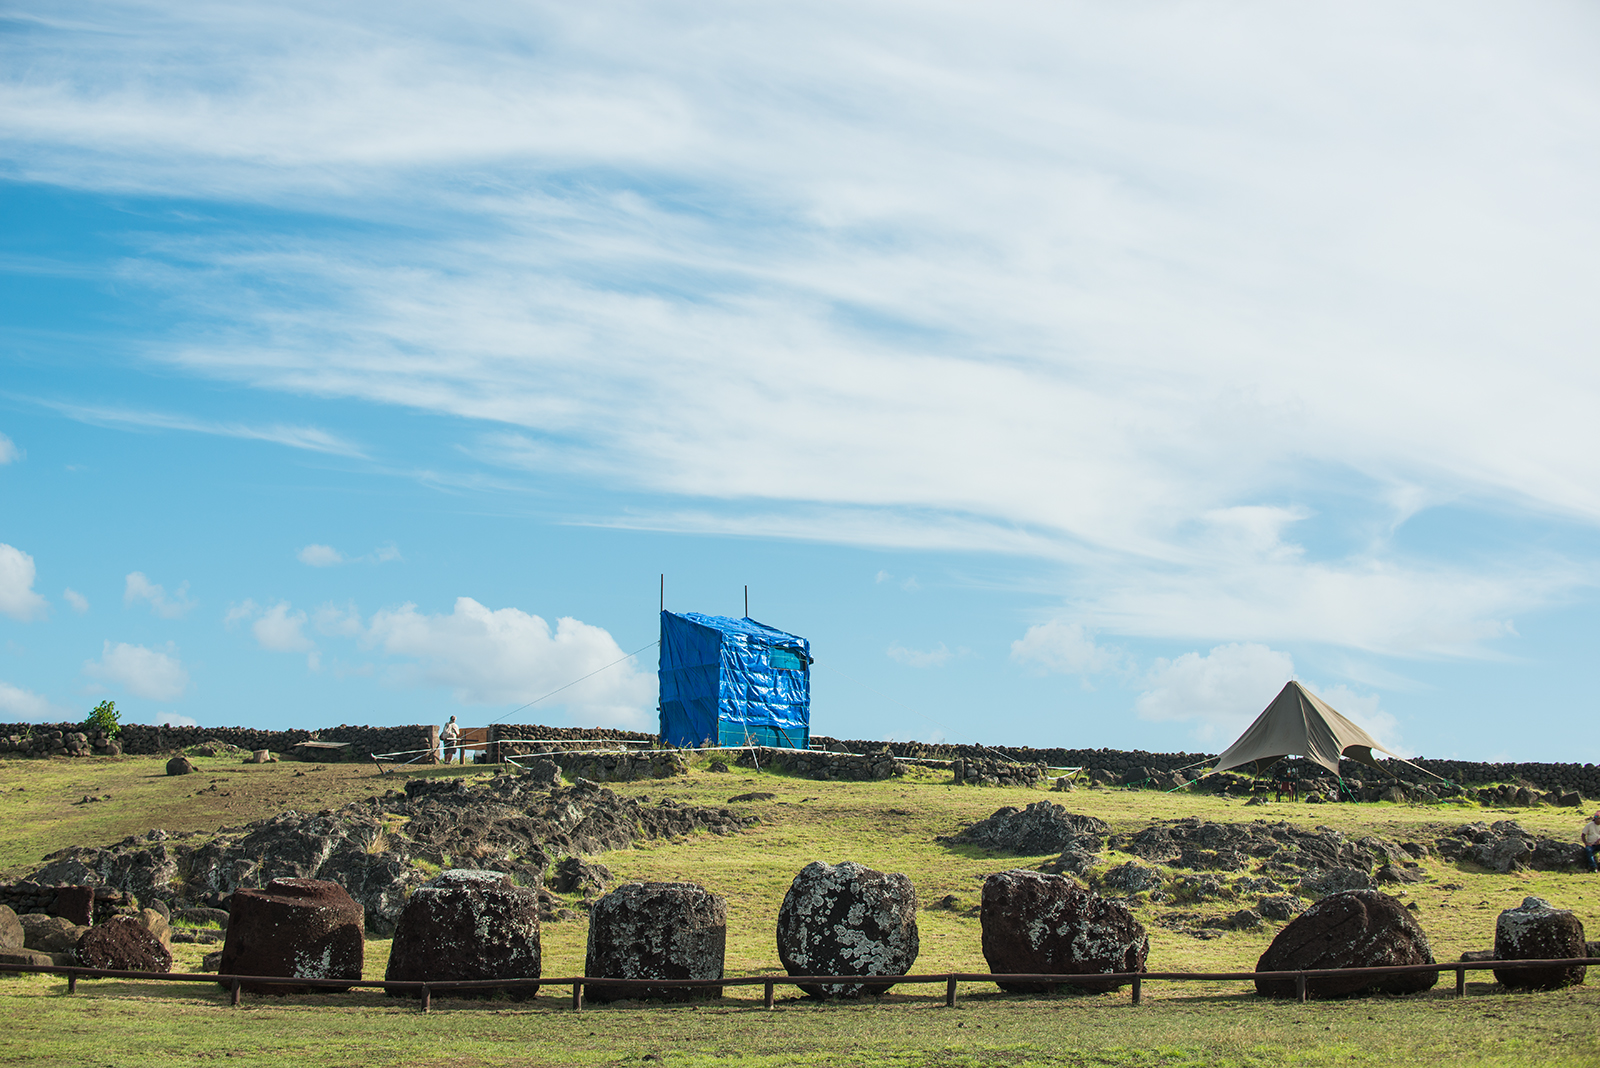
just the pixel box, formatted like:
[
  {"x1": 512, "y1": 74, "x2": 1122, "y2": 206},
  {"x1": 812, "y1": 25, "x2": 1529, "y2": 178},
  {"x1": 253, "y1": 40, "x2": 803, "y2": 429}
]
[{"x1": 1212, "y1": 680, "x2": 1402, "y2": 778}]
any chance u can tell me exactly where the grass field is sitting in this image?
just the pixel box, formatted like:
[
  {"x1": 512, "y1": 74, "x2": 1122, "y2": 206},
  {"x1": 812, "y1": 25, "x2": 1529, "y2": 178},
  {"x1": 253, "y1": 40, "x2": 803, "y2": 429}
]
[{"x1": 4, "y1": 752, "x2": 1598, "y2": 1067}]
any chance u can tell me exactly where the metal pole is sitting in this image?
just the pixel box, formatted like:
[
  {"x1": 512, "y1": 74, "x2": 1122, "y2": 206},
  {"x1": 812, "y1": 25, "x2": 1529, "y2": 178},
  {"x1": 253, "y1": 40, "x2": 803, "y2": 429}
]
[
  {"x1": 945, "y1": 976, "x2": 957, "y2": 1007},
  {"x1": 660, "y1": 575, "x2": 664, "y2": 613},
  {"x1": 744, "y1": 585, "x2": 748, "y2": 617}
]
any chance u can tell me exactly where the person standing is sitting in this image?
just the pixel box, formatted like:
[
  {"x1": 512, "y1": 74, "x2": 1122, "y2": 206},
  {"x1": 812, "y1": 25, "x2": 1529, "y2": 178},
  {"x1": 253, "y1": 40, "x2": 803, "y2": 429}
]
[
  {"x1": 440, "y1": 715, "x2": 461, "y2": 765},
  {"x1": 1582, "y1": 811, "x2": 1600, "y2": 873}
]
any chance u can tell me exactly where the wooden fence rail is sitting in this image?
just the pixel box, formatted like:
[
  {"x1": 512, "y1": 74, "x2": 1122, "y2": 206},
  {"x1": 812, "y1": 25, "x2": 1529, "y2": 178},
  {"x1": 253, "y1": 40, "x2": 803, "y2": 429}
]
[{"x1": 4, "y1": 957, "x2": 1596, "y2": 1011}]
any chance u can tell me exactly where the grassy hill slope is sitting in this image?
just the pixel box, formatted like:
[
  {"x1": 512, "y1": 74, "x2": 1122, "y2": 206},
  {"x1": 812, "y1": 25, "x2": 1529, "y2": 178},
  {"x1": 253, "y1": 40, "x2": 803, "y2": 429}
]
[{"x1": 3, "y1": 753, "x2": 1598, "y2": 1067}]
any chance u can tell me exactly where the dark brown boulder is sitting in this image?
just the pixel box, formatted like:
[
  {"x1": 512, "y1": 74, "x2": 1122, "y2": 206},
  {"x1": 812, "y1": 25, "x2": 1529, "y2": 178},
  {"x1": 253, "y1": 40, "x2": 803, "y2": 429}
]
[
  {"x1": 1256, "y1": 889, "x2": 1437, "y2": 998},
  {"x1": 776, "y1": 861, "x2": 919, "y2": 998},
  {"x1": 584, "y1": 882, "x2": 725, "y2": 1002},
  {"x1": 980, "y1": 869, "x2": 1147, "y2": 993},
  {"x1": 166, "y1": 756, "x2": 196, "y2": 776},
  {"x1": 20, "y1": 915, "x2": 87, "y2": 953},
  {"x1": 219, "y1": 877, "x2": 364, "y2": 994},
  {"x1": 74, "y1": 916, "x2": 172, "y2": 973},
  {"x1": 0, "y1": 905, "x2": 22, "y2": 951},
  {"x1": 1494, "y1": 896, "x2": 1586, "y2": 990},
  {"x1": 50, "y1": 886, "x2": 94, "y2": 927},
  {"x1": 386, "y1": 869, "x2": 541, "y2": 998}
]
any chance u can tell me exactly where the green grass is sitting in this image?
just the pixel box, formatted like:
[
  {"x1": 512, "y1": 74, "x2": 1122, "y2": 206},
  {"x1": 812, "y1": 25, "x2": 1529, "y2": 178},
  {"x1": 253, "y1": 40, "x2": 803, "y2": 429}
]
[{"x1": 4, "y1": 754, "x2": 1599, "y2": 1067}]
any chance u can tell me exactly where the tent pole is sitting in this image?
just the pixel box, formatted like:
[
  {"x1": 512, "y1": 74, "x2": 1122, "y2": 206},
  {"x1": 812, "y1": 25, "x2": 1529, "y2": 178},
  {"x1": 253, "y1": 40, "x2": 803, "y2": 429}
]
[
  {"x1": 660, "y1": 574, "x2": 664, "y2": 613},
  {"x1": 744, "y1": 585, "x2": 749, "y2": 617}
]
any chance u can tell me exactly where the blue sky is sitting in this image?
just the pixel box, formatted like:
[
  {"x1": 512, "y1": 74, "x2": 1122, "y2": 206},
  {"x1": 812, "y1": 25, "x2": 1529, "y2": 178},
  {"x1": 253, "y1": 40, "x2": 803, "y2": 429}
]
[{"x1": 2, "y1": 2, "x2": 1597, "y2": 761}]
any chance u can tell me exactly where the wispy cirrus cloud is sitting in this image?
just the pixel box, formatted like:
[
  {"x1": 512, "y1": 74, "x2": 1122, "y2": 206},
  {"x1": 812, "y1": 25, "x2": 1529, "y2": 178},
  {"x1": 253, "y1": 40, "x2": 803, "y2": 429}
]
[
  {"x1": 27, "y1": 399, "x2": 364, "y2": 458},
  {"x1": 4, "y1": 2, "x2": 1598, "y2": 664}
]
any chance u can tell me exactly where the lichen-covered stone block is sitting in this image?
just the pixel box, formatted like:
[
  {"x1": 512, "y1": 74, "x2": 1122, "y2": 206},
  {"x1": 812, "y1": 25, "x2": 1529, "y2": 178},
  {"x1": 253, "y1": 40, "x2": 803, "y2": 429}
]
[
  {"x1": 219, "y1": 877, "x2": 364, "y2": 994},
  {"x1": 777, "y1": 861, "x2": 919, "y2": 998},
  {"x1": 386, "y1": 869, "x2": 541, "y2": 998},
  {"x1": 1256, "y1": 889, "x2": 1436, "y2": 998},
  {"x1": 980, "y1": 869, "x2": 1147, "y2": 993},
  {"x1": 585, "y1": 882, "x2": 725, "y2": 1002},
  {"x1": 1494, "y1": 896, "x2": 1586, "y2": 990}
]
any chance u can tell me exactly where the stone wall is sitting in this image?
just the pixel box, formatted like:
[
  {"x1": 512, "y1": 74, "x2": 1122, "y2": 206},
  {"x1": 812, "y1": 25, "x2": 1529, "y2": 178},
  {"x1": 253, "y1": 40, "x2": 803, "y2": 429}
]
[
  {"x1": 811, "y1": 737, "x2": 1600, "y2": 797},
  {"x1": 0, "y1": 881, "x2": 137, "y2": 924},
  {"x1": 735, "y1": 747, "x2": 905, "y2": 781},
  {"x1": 0, "y1": 722, "x2": 432, "y2": 761}
]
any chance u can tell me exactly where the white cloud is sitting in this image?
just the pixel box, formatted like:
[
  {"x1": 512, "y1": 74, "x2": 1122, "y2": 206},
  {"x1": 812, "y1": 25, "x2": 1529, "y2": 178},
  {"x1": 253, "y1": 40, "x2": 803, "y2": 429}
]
[
  {"x1": 62, "y1": 588, "x2": 89, "y2": 613},
  {"x1": 35, "y1": 401, "x2": 364, "y2": 458},
  {"x1": 5, "y1": 4, "x2": 1600, "y2": 659},
  {"x1": 1011, "y1": 621, "x2": 1122, "y2": 676},
  {"x1": 223, "y1": 599, "x2": 259, "y2": 627},
  {"x1": 0, "y1": 432, "x2": 19, "y2": 465},
  {"x1": 252, "y1": 601, "x2": 313, "y2": 653},
  {"x1": 0, "y1": 681, "x2": 73, "y2": 722},
  {"x1": 1135, "y1": 643, "x2": 1296, "y2": 745},
  {"x1": 874, "y1": 570, "x2": 891, "y2": 584},
  {"x1": 0, "y1": 544, "x2": 49, "y2": 621},
  {"x1": 298, "y1": 544, "x2": 344, "y2": 566},
  {"x1": 364, "y1": 596, "x2": 653, "y2": 725},
  {"x1": 124, "y1": 572, "x2": 196, "y2": 619},
  {"x1": 298, "y1": 543, "x2": 401, "y2": 566},
  {"x1": 151, "y1": 712, "x2": 199, "y2": 727},
  {"x1": 83, "y1": 641, "x2": 190, "y2": 701},
  {"x1": 313, "y1": 602, "x2": 364, "y2": 637},
  {"x1": 886, "y1": 642, "x2": 952, "y2": 669}
]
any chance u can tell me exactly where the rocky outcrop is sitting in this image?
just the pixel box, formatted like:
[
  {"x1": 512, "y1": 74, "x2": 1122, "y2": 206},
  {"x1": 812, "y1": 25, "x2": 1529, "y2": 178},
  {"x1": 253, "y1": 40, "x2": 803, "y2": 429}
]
[
  {"x1": 165, "y1": 757, "x2": 196, "y2": 776},
  {"x1": 1494, "y1": 897, "x2": 1587, "y2": 990},
  {"x1": 386, "y1": 870, "x2": 541, "y2": 998},
  {"x1": 220, "y1": 878, "x2": 364, "y2": 994},
  {"x1": 75, "y1": 916, "x2": 172, "y2": 973},
  {"x1": 776, "y1": 862, "x2": 919, "y2": 998},
  {"x1": 980, "y1": 870, "x2": 1147, "y2": 993},
  {"x1": 943, "y1": 802, "x2": 1110, "y2": 855},
  {"x1": 952, "y1": 759, "x2": 1049, "y2": 788},
  {"x1": 1255, "y1": 890, "x2": 1437, "y2": 998},
  {"x1": 585, "y1": 882, "x2": 726, "y2": 1002},
  {"x1": 27, "y1": 776, "x2": 755, "y2": 935},
  {"x1": 1436, "y1": 821, "x2": 1585, "y2": 873}
]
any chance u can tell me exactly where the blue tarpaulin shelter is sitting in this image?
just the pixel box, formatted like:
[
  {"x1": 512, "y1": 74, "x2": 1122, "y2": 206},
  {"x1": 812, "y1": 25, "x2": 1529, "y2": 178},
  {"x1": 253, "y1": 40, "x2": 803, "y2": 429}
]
[{"x1": 658, "y1": 611, "x2": 811, "y2": 749}]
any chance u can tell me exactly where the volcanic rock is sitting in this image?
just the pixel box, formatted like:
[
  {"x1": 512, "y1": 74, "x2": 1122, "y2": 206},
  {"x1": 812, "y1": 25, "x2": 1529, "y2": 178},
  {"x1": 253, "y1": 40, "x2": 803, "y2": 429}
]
[
  {"x1": 51, "y1": 886, "x2": 94, "y2": 927},
  {"x1": 1096, "y1": 862, "x2": 1165, "y2": 895},
  {"x1": 980, "y1": 869, "x2": 1147, "y2": 993},
  {"x1": 1494, "y1": 896, "x2": 1586, "y2": 990},
  {"x1": 585, "y1": 882, "x2": 726, "y2": 1002},
  {"x1": 75, "y1": 916, "x2": 172, "y2": 973},
  {"x1": 166, "y1": 757, "x2": 196, "y2": 776},
  {"x1": 386, "y1": 869, "x2": 542, "y2": 998},
  {"x1": 30, "y1": 776, "x2": 754, "y2": 936},
  {"x1": 1255, "y1": 889, "x2": 1437, "y2": 998},
  {"x1": 943, "y1": 802, "x2": 1110, "y2": 855},
  {"x1": 1299, "y1": 867, "x2": 1374, "y2": 898},
  {"x1": 20, "y1": 915, "x2": 87, "y2": 953},
  {"x1": 549, "y1": 857, "x2": 612, "y2": 897},
  {"x1": 0, "y1": 905, "x2": 22, "y2": 951},
  {"x1": 1258, "y1": 895, "x2": 1304, "y2": 922},
  {"x1": 219, "y1": 877, "x2": 364, "y2": 994},
  {"x1": 776, "y1": 861, "x2": 919, "y2": 998}
]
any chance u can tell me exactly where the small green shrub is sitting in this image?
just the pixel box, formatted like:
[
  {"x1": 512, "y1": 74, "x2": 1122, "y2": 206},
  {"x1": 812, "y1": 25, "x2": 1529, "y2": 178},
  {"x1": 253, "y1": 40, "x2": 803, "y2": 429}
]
[{"x1": 84, "y1": 700, "x2": 120, "y2": 737}]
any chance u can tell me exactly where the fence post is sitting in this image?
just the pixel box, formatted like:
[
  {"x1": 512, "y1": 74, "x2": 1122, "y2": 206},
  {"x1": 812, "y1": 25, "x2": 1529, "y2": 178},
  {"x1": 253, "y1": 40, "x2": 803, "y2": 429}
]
[
  {"x1": 65, "y1": 972, "x2": 76, "y2": 995},
  {"x1": 764, "y1": 981, "x2": 775, "y2": 1009},
  {"x1": 945, "y1": 976, "x2": 957, "y2": 1007},
  {"x1": 572, "y1": 982, "x2": 584, "y2": 1011},
  {"x1": 231, "y1": 979, "x2": 242, "y2": 1007},
  {"x1": 1131, "y1": 975, "x2": 1141, "y2": 1006},
  {"x1": 1295, "y1": 974, "x2": 1307, "y2": 1003},
  {"x1": 420, "y1": 985, "x2": 431, "y2": 1013},
  {"x1": 1456, "y1": 967, "x2": 1466, "y2": 997}
]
